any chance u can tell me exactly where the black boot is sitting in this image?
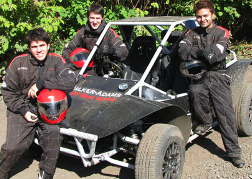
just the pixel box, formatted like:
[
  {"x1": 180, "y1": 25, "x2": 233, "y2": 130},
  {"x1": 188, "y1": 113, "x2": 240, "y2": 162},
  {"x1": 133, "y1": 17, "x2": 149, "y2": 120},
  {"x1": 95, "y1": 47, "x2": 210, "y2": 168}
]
[{"x1": 230, "y1": 157, "x2": 245, "y2": 168}]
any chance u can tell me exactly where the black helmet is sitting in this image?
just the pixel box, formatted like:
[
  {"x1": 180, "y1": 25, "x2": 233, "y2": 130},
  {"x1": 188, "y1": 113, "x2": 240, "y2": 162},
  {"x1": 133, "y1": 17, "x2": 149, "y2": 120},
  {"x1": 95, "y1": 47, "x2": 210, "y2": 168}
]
[{"x1": 180, "y1": 60, "x2": 207, "y2": 83}]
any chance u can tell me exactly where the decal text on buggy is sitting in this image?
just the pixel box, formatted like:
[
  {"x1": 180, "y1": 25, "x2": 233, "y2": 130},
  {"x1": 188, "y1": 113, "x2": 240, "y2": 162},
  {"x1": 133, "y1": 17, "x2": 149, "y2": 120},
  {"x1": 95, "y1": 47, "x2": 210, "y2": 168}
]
[{"x1": 73, "y1": 86, "x2": 122, "y2": 98}]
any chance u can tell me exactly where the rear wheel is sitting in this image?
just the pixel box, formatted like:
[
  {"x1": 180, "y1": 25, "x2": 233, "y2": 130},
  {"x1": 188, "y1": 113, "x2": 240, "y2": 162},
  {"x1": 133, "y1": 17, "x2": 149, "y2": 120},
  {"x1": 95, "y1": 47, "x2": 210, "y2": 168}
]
[
  {"x1": 135, "y1": 124, "x2": 185, "y2": 179},
  {"x1": 236, "y1": 83, "x2": 252, "y2": 136}
]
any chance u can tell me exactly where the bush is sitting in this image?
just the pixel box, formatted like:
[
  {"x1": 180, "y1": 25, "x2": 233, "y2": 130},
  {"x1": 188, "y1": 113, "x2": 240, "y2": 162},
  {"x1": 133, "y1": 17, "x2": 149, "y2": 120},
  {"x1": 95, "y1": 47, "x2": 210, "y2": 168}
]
[
  {"x1": 1, "y1": 0, "x2": 251, "y2": 63},
  {"x1": 0, "y1": 0, "x2": 147, "y2": 63}
]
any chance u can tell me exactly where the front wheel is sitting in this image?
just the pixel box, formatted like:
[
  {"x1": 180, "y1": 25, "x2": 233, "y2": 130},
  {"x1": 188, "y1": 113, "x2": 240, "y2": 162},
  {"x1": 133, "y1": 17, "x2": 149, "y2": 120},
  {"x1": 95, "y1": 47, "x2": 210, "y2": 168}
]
[{"x1": 135, "y1": 124, "x2": 185, "y2": 179}]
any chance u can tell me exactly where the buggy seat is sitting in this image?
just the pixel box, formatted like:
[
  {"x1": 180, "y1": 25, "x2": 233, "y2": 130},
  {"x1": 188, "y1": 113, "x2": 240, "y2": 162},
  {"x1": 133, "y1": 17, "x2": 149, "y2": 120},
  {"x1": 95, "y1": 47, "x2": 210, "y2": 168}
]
[{"x1": 122, "y1": 36, "x2": 156, "y2": 81}]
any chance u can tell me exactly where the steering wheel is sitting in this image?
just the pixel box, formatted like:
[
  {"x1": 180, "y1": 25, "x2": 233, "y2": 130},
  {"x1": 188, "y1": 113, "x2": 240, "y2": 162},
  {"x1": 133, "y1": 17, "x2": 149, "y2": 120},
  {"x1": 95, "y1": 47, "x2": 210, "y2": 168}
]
[{"x1": 100, "y1": 60, "x2": 123, "y2": 78}]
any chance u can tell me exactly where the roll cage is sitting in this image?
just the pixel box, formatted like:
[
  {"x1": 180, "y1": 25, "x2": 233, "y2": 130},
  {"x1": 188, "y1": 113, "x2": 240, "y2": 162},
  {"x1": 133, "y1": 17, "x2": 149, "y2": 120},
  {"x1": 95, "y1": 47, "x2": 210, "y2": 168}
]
[{"x1": 78, "y1": 16, "x2": 198, "y2": 99}]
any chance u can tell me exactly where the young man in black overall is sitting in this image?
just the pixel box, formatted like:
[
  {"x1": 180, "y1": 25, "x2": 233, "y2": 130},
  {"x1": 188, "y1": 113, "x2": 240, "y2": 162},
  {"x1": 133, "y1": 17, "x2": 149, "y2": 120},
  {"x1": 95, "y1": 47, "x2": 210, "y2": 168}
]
[
  {"x1": 178, "y1": 0, "x2": 245, "y2": 168},
  {"x1": 0, "y1": 28, "x2": 76, "y2": 179},
  {"x1": 62, "y1": 4, "x2": 128, "y2": 74}
]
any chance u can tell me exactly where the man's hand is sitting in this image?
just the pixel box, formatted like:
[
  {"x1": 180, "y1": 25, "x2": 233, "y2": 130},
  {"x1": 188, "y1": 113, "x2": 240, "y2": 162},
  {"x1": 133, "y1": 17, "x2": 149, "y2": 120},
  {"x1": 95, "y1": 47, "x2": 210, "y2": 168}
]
[
  {"x1": 28, "y1": 84, "x2": 39, "y2": 98},
  {"x1": 24, "y1": 111, "x2": 38, "y2": 122},
  {"x1": 98, "y1": 43, "x2": 113, "y2": 54},
  {"x1": 190, "y1": 47, "x2": 202, "y2": 59},
  {"x1": 201, "y1": 50, "x2": 218, "y2": 64}
]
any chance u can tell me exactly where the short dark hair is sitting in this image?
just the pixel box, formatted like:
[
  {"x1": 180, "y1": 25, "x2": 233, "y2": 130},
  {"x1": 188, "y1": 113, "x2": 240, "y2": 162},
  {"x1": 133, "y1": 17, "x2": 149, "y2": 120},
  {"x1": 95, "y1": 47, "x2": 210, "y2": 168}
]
[
  {"x1": 87, "y1": 4, "x2": 104, "y2": 18},
  {"x1": 194, "y1": 0, "x2": 215, "y2": 14},
  {"x1": 25, "y1": 28, "x2": 50, "y2": 47}
]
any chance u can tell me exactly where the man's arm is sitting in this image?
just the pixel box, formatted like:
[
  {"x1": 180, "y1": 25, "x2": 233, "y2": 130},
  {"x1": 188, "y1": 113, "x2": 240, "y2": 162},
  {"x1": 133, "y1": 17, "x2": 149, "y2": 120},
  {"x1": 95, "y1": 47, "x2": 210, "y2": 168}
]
[
  {"x1": 2, "y1": 57, "x2": 28, "y2": 115},
  {"x1": 178, "y1": 30, "x2": 201, "y2": 61},
  {"x1": 36, "y1": 54, "x2": 76, "y2": 94},
  {"x1": 107, "y1": 28, "x2": 129, "y2": 61},
  {"x1": 202, "y1": 27, "x2": 230, "y2": 64}
]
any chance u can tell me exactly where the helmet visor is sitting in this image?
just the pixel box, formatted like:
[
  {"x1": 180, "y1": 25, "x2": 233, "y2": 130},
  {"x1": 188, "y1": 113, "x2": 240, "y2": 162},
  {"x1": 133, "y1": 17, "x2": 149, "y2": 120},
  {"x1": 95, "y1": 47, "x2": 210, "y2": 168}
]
[
  {"x1": 180, "y1": 60, "x2": 206, "y2": 77},
  {"x1": 188, "y1": 65, "x2": 204, "y2": 75},
  {"x1": 70, "y1": 52, "x2": 89, "y2": 62},
  {"x1": 38, "y1": 97, "x2": 67, "y2": 117}
]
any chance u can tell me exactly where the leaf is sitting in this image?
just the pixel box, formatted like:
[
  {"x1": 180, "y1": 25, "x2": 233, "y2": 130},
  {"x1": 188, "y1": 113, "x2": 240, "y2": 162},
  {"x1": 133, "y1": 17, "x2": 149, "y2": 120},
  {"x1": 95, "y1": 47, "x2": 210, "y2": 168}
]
[
  {"x1": 218, "y1": 12, "x2": 223, "y2": 16},
  {"x1": 1, "y1": 36, "x2": 9, "y2": 52},
  {"x1": 4, "y1": 21, "x2": 10, "y2": 28},
  {"x1": 151, "y1": 2, "x2": 159, "y2": 9},
  {"x1": 47, "y1": 26, "x2": 53, "y2": 33},
  {"x1": 14, "y1": 42, "x2": 27, "y2": 52}
]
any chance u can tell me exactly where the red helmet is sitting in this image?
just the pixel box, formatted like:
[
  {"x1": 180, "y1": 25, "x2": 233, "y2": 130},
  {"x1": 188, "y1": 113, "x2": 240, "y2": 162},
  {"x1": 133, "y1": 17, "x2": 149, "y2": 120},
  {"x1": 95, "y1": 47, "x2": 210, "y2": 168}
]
[
  {"x1": 69, "y1": 48, "x2": 93, "y2": 68},
  {"x1": 37, "y1": 89, "x2": 68, "y2": 124}
]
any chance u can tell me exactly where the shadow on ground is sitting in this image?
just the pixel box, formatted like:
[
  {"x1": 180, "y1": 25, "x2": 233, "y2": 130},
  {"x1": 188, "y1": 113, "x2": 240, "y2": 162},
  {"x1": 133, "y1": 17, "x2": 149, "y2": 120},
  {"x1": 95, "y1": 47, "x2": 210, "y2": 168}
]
[
  {"x1": 9, "y1": 143, "x2": 135, "y2": 179},
  {"x1": 186, "y1": 126, "x2": 228, "y2": 161}
]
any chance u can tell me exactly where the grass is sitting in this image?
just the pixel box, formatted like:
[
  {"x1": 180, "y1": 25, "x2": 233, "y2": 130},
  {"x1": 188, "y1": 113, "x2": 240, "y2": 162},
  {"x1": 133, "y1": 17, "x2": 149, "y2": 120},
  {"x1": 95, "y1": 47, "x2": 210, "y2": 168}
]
[{"x1": 230, "y1": 42, "x2": 252, "y2": 59}]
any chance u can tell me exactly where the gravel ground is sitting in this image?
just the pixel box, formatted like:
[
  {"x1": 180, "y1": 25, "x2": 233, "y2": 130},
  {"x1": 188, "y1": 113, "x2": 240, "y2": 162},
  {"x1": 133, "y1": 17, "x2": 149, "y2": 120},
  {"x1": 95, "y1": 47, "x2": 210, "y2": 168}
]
[
  {"x1": 0, "y1": 98, "x2": 252, "y2": 179},
  {"x1": 182, "y1": 128, "x2": 252, "y2": 179}
]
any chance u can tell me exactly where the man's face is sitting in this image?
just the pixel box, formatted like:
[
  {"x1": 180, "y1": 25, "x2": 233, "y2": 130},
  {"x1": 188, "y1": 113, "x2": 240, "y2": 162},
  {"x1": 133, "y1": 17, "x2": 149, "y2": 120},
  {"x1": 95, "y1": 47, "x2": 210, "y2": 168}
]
[
  {"x1": 29, "y1": 40, "x2": 49, "y2": 61},
  {"x1": 195, "y1": 8, "x2": 214, "y2": 29},
  {"x1": 88, "y1": 12, "x2": 103, "y2": 30}
]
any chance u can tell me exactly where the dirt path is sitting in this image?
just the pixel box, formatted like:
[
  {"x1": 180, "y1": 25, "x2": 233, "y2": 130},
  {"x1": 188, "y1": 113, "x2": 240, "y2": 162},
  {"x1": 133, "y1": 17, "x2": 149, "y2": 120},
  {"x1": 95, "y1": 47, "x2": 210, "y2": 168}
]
[
  {"x1": 183, "y1": 129, "x2": 252, "y2": 179},
  {"x1": 0, "y1": 99, "x2": 251, "y2": 179}
]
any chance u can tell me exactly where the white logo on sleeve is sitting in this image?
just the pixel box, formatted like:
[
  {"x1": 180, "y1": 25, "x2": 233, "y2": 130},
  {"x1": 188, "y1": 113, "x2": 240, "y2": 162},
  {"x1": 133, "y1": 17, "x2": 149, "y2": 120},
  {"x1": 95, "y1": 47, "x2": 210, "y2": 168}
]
[
  {"x1": 68, "y1": 70, "x2": 75, "y2": 75},
  {"x1": 216, "y1": 44, "x2": 224, "y2": 54}
]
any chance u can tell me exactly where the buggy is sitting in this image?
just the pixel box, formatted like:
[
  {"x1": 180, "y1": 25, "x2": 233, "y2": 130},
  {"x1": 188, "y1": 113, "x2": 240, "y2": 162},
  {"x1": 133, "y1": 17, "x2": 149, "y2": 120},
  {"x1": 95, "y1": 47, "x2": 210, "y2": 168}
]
[{"x1": 36, "y1": 16, "x2": 252, "y2": 179}]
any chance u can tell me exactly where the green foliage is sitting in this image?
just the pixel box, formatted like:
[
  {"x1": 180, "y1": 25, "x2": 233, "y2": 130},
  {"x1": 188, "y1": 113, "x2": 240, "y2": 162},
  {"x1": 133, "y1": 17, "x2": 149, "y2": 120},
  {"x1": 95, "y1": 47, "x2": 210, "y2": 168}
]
[
  {"x1": 230, "y1": 42, "x2": 252, "y2": 59},
  {"x1": 2, "y1": 0, "x2": 251, "y2": 63},
  {"x1": 0, "y1": 0, "x2": 147, "y2": 63},
  {"x1": 1, "y1": 0, "x2": 65, "y2": 59},
  {"x1": 166, "y1": 0, "x2": 195, "y2": 16}
]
